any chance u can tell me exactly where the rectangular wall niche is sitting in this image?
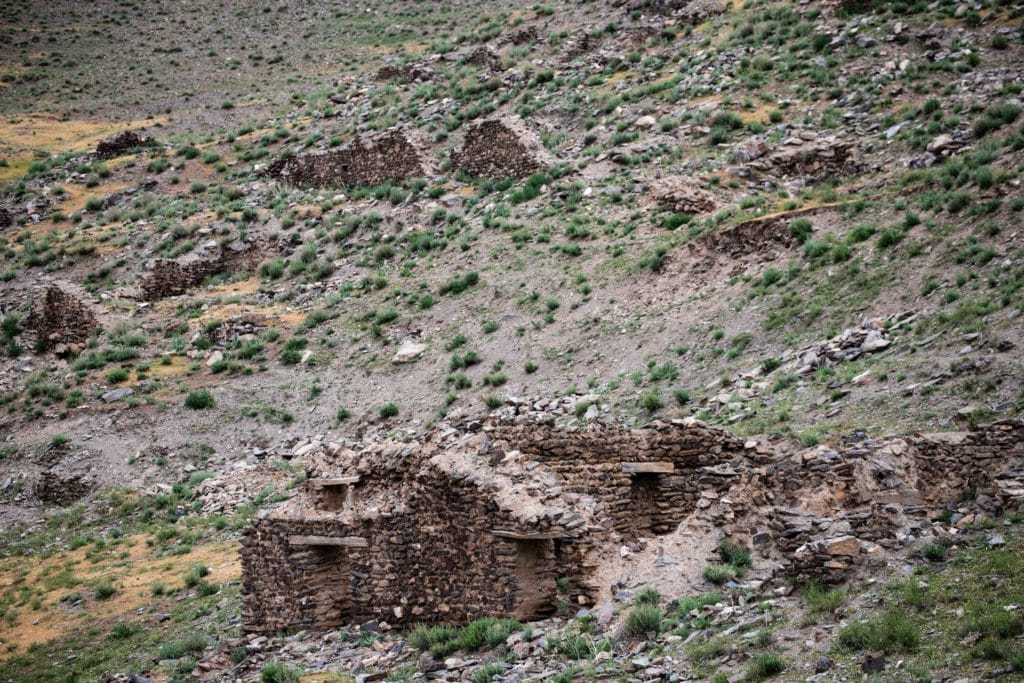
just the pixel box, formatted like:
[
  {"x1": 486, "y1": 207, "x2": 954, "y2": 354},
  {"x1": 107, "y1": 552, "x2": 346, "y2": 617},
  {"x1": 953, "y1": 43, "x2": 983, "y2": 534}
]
[
  {"x1": 292, "y1": 544, "x2": 351, "y2": 628},
  {"x1": 512, "y1": 539, "x2": 555, "y2": 620}
]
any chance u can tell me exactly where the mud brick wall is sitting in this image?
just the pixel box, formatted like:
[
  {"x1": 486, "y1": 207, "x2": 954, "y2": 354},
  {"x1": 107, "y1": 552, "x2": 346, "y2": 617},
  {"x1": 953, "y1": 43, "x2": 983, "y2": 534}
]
[
  {"x1": 141, "y1": 242, "x2": 263, "y2": 301},
  {"x1": 31, "y1": 285, "x2": 98, "y2": 347},
  {"x1": 451, "y1": 120, "x2": 545, "y2": 179},
  {"x1": 242, "y1": 469, "x2": 572, "y2": 633},
  {"x1": 268, "y1": 130, "x2": 429, "y2": 188}
]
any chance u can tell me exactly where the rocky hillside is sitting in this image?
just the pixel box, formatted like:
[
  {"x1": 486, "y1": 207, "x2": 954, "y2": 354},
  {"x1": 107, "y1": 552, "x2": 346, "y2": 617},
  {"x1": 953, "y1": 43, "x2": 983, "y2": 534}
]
[{"x1": 0, "y1": 0, "x2": 1023, "y2": 680}]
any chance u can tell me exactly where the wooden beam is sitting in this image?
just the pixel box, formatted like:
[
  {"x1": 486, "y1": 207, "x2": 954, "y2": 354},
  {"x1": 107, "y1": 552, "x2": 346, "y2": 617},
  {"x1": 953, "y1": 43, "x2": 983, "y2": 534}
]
[
  {"x1": 621, "y1": 462, "x2": 674, "y2": 474},
  {"x1": 491, "y1": 529, "x2": 563, "y2": 540},
  {"x1": 288, "y1": 535, "x2": 368, "y2": 547},
  {"x1": 310, "y1": 476, "x2": 360, "y2": 488}
]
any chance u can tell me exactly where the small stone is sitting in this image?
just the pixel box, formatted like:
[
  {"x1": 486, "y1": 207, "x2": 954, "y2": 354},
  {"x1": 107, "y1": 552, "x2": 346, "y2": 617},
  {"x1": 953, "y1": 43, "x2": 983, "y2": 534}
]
[
  {"x1": 815, "y1": 655, "x2": 833, "y2": 672},
  {"x1": 861, "y1": 651, "x2": 885, "y2": 673}
]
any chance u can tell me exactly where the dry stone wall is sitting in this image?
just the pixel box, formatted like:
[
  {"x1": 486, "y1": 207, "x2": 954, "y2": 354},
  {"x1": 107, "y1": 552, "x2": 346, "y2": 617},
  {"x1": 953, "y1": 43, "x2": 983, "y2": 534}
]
[
  {"x1": 451, "y1": 119, "x2": 553, "y2": 179},
  {"x1": 30, "y1": 284, "x2": 99, "y2": 352},
  {"x1": 140, "y1": 239, "x2": 263, "y2": 301},
  {"x1": 267, "y1": 130, "x2": 432, "y2": 188},
  {"x1": 95, "y1": 131, "x2": 152, "y2": 159},
  {"x1": 242, "y1": 416, "x2": 1024, "y2": 633}
]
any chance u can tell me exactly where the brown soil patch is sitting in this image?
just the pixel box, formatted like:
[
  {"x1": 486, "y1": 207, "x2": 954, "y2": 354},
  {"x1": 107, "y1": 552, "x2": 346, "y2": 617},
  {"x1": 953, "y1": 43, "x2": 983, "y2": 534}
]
[{"x1": 0, "y1": 537, "x2": 239, "y2": 656}]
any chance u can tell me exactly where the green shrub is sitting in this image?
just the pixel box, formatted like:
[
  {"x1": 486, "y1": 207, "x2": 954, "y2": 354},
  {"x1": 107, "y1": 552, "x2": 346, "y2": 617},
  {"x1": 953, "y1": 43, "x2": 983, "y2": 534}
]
[
  {"x1": 789, "y1": 218, "x2": 813, "y2": 243},
  {"x1": 640, "y1": 390, "x2": 663, "y2": 413},
  {"x1": 106, "y1": 367, "x2": 129, "y2": 383},
  {"x1": 408, "y1": 624, "x2": 459, "y2": 652},
  {"x1": 185, "y1": 390, "x2": 215, "y2": 409},
  {"x1": 718, "y1": 541, "x2": 751, "y2": 569},
  {"x1": 94, "y1": 578, "x2": 117, "y2": 600},
  {"x1": 703, "y1": 564, "x2": 736, "y2": 585},
  {"x1": 803, "y1": 582, "x2": 846, "y2": 618},
  {"x1": 623, "y1": 605, "x2": 663, "y2": 637},
  {"x1": 635, "y1": 587, "x2": 661, "y2": 606},
  {"x1": 260, "y1": 661, "x2": 301, "y2": 683},
  {"x1": 748, "y1": 653, "x2": 785, "y2": 680},
  {"x1": 379, "y1": 402, "x2": 399, "y2": 418},
  {"x1": 921, "y1": 542, "x2": 947, "y2": 562},
  {"x1": 184, "y1": 563, "x2": 210, "y2": 587},
  {"x1": 836, "y1": 609, "x2": 920, "y2": 653},
  {"x1": 157, "y1": 632, "x2": 207, "y2": 660}
]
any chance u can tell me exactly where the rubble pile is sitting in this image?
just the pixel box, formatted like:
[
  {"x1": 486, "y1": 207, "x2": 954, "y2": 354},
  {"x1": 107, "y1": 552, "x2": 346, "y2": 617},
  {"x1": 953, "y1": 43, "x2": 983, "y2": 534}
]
[
  {"x1": 30, "y1": 284, "x2": 99, "y2": 354},
  {"x1": 193, "y1": 464, "x2": 294, "y2": 515},
  {"x1": 650, "y1": 177, "x2": 718, "y2": 215},
  {"x1": 746, "y1": 133, "x2": 862, "y2": 178},
  {"x1": 140, "y1": 239, "x2": 264, "y2": 301},
  {"x1": 94, "y1": 130, "x2": 152, "y2": 159},
  {"x1": 451, "y1": 119, "x2": 554, "y2": 179},
  {"x1": 266, "y1": 129, "x2": 433, "y2": 188},
  {"x1": 376, "y1": 63, "x2": 435, "y2": 83}
]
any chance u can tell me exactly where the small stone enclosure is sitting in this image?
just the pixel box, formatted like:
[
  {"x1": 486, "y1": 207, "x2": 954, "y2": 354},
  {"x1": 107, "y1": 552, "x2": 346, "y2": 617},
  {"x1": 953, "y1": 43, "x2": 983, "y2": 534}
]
[
  {"x1": 241, "y1": 417, "x2": 1024, "y2": 634},
  {"x1": 451, "y1": 119, "x2": 555, "y2": 179},
  {"x1": 267, "y1": 129, "x2": 434, "y2": 187}
]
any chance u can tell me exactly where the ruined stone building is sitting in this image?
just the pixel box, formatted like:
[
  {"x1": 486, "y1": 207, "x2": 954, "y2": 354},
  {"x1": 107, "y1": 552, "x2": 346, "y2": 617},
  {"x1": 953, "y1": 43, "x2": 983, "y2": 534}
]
[
  {"x1": 267, "y1": 129, "x2": 434, "y2": 188},
  {"x1": 241, "y1": 414, "x2": 1024, "y2": 634},
  {"x1": 140, "y1": 238, "x2": 264, "y2": 301},
  {"x1": 451, "y1": 119, "x2": 556, "y2": 179},
  {"x1": 30, "y1": 283, "x2": 100, "y2": 353}
]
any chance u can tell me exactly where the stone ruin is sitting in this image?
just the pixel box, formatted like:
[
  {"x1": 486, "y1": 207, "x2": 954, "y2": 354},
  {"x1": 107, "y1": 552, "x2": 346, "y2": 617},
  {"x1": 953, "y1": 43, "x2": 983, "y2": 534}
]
[
  {"x1": 266, "y1": 129, "x2": 434, "y2": 188},
  {"x1": 35, "y1": 470, "x2": 93, "y2": 505},
  {"x1": 450, "y1": 119, "x2": 555, "y2": 179},
  {"x1": 0, "y1": 206, "x2": 11, "y2": 229},
  {"x1": 376, "y1": 63, "x2": 436, "y2": 84},
  {"x1": 651, "y1": 177, "x2": 718, "y2": 215},
  {"x1": 30, "y1": 284, "x2": 99, "y2": 354},
  {"x1": 140, "y1": 239, "x2": 264, "y2": 301},
  {"x1": 241, "y1": 414, "x2": 1024, "y2": 634},
  {"x1": 95, "y1": 130, "x2": 152, "y2": 159},
  {"x1": 739, "y1": 133, "x2": 863, "y2": 179}
]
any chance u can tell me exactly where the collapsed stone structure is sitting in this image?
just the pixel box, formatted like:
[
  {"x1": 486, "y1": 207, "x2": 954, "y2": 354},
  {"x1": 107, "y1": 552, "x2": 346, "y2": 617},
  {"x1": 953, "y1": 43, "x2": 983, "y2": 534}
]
[
  {"x1": 651, "y1": 178, "x2": 718, "y2": 215},
  {"x1": 95, "y1": 130, "x2": 152, "y2": 159},
  {"x1": 376, "y1": 63, "x2": 436, "y2": 83},
  {"x1": 140, "y1": 239, "x2": 264, "y2": 301},
  {"x1": 746, "y1": 134, "x2": 863, "y2": 179},
  {"x1": 30, "y1": 284, "x2": 99, "y2": 353},
  {"x1": 266, "y1": 129, "x2": 434, "y2": 188},
  {"x1": 35, "y1": 470, "x2": 93, "y2": 505},
  {"x1": 451, "y1": 119, "x2": 555, "y2": 179},
  {"x1": 242, "y1": 413, "x2": 1024, "y2": 634}
]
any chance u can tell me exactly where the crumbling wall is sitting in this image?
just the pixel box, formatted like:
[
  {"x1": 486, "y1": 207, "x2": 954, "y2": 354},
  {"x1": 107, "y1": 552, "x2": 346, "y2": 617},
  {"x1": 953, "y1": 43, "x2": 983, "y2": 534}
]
[
  {"x1": 95, "y1": 131, "x2": 151, "y2": 159},
  {"x1": 486, "y1": 420, "x2": 747, "y2": 537},
  {"x1": 451, "y1": 119, "x2": 552, "y2": 179},
  {"x1": 267, "y1": 130, "x2": 431, "y2": 188},
  {"x1": 30, "y1": 285, "x2": 99, "y2": 352},
  {"x1": 140, "y1": 240, "x2": 263, "y2": 301},
  {"x1": 242, "y1": 464, "x2": 567, "y2": 633},
  {"x1": 35, "y1": 470, "x2": 93, "y2": 505}
]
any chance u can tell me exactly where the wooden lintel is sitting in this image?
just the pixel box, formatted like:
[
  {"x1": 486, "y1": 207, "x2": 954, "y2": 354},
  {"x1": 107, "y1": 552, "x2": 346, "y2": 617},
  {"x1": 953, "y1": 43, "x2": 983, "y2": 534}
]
[
  {"x1": 311, "y1": 476, "x2": 360, "y2": 488},
  {"x1": 490, "y1": 529, "x2": 563, "y2": 540},
  {"x1": 288, "y1": 535, "x2": 368, "y2": 547},
  {"x1": 621, "y1": 461, "x2": 674, "y2": 474}
]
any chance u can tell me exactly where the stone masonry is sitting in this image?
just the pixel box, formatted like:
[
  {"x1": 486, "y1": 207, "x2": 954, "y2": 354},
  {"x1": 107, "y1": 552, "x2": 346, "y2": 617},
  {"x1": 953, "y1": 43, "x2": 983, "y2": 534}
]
[
  {"x1": 267, "y1": 129, "x2": 433, "y2": 188},
  {"x1": 30, "y1": 284, "x2": 99, "y2": 352},
  {"x1": 140, "y1": 239, "x2": 264, "y2": 301},
  {"x1": 95, "y1": 131, "x2": 152, "y2": 159},
  {"x1": 241, "y1": 413, "x2": 1024, "y2": 634},
  {"x1": 451, "y1": 119, "x2": 556, "y2": 179}
]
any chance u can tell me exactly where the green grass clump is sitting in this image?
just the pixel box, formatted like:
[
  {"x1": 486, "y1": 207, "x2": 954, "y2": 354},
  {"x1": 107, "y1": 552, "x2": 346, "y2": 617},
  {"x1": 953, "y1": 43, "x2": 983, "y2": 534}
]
[
  {"x1": 836, "y1": 608, "x2": 920, "y2": 653},
  {"x1": 94, "y1": 578, "x2": 116, "y2": 600},
  {"x1": 635, "y1": 587, "x2": 661, "y2": 606},
  {"x1": 747, "y1": 653, "x2": 785, "y2": 680},
  {"x1": 623, "y1": 605, "x2": 663, "y2": 637},
  {"x1": 703, "y1": 564, "x2": 736, "y2": 585},
  {"x1": 260, "y1": 661, "x2": 301, "y2": 683},
  {"x1": 802, "y1": 582, "x2": 846, "y2": 621},
  {"x1": 184, "y1": 389, "x2": 214, "y2": 409},
  {"x1": 408, "y1": 624, "x2": 458, "y2": 652},
  {"x1": 379, "y1": 402, "x2": 399, "y2": 418}
]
